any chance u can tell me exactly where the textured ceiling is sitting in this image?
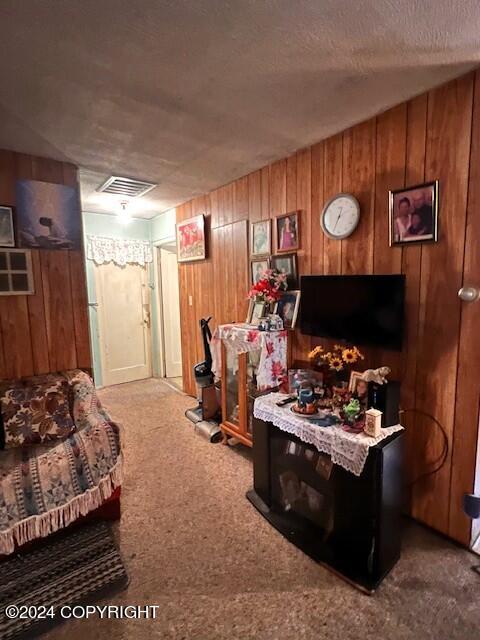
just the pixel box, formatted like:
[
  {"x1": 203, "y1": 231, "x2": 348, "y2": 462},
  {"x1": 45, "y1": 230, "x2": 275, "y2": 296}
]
[{"x1": 0, "y1": 1, "x2": 479, "y2": 219}]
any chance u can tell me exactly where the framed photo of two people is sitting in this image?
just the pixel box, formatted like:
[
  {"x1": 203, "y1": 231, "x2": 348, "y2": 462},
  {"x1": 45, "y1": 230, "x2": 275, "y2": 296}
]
[{"x1": 389, "y1": 181, "x2": 439, "y2": 246}]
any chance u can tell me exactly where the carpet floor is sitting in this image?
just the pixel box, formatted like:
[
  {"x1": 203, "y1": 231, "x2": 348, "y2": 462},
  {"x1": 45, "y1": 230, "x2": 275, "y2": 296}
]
[{"x1": 43, "y1": 378, "x2": 480, "y2": 640}]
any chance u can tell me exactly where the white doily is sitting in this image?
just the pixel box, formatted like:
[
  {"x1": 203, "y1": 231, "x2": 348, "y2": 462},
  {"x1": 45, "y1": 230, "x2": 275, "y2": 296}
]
[
  {"x1": 86, "y1": 235, "x2": 153, "y2": 266},
  {"x1": 254, "y1": 392, "x2": 403, "y2": 476}
]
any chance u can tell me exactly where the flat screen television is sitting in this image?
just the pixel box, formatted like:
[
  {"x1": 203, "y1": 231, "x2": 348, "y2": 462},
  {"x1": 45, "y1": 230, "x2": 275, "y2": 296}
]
[{"x1": 300, "y1": 275, "x2": 405, "y2": 351}]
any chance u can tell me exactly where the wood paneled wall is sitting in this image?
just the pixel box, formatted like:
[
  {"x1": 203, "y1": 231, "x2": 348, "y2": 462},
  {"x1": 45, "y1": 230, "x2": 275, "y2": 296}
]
[
  {"x1": 0, "y1": 150, "x2": 91, "y2": 378},
  {"x1": 176, "y1": 71, "x2": 480, "y2": 546}
]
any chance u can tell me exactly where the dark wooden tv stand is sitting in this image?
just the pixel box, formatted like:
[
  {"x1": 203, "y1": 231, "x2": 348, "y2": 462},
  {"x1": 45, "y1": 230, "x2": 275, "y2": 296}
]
[{"x1": 246, "y1": 417, "x2": 404, "y2": 592}]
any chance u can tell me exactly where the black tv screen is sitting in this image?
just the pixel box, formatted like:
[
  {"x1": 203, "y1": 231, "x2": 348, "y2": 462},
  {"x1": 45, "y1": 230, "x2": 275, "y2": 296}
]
[{"x1": 300, "y1": 275, "x2": 405, "y2": 351}]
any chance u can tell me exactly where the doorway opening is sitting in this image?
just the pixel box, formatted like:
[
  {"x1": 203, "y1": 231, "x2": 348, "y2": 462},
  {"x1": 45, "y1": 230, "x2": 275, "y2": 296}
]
[{"x1": 156, "y1": 242, "x2": 183, "y2": 391}]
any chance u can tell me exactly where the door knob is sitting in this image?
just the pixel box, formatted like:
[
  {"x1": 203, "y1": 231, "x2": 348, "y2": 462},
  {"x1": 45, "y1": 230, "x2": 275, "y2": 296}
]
[{"x1": 458, "y1": 286, "x2": 480, "y2": 302}]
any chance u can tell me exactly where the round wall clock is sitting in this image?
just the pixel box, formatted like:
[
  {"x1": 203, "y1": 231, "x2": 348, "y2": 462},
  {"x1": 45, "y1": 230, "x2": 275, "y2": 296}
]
[{"x1": 320, "y1": 193, "x2": 360, "y2": 239}]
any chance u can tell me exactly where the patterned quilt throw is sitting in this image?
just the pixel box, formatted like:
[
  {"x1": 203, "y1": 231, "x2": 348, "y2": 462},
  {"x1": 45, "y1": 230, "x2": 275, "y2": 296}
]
[{"x1": 0, "y1": 370, "x2": 122, "y2": 555}]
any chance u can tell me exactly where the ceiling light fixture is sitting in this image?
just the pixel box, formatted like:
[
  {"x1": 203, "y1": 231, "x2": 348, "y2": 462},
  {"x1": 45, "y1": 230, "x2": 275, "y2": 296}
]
[{"x1": 117, "y1": 200, "x2": 132, "y2": 225}]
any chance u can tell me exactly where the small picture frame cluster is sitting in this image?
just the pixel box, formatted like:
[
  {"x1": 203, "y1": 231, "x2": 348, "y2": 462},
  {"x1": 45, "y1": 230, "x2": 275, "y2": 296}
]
[
  {"x1": 250, "y1": 215, "x2": 299, "y2": 287},
  {"x1": 389, "y1": 181, "x2": 439, "y2": 246},
  {"x1": 246, "y1": 290, "x2": 301, "y2": 330},
  {"x1": 249, "y1": 212, "x2": 301, "y2": 329}
]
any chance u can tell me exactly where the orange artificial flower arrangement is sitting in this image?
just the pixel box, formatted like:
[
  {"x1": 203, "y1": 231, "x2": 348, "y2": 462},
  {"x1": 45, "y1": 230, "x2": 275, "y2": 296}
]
[{"x1": 308, "y1": 344, "x2": 364, "y2": 373}]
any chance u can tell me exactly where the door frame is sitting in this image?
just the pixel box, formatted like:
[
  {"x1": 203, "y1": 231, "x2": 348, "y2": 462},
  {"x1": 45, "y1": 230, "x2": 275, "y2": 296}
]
[{"x1": 152, "y1": 235, "x2": 180, "y2": 379}]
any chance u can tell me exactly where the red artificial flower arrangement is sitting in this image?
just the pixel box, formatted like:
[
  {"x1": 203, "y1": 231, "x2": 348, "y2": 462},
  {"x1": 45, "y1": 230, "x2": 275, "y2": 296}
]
[{"x1": 248, "y1": 269, "x2": 288, "y2": 304}]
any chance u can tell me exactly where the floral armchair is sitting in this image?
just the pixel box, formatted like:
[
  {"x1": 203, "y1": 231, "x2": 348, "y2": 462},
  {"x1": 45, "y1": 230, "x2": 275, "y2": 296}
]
[{"x1": 0, "y1": 370, "x2": 122, "y2": 556}]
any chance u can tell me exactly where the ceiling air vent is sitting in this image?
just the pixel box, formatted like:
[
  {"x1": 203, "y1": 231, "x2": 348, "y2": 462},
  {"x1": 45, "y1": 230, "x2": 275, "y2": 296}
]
[{"x1": 97, "y1": 176, "x2": 157, "y2": 198}]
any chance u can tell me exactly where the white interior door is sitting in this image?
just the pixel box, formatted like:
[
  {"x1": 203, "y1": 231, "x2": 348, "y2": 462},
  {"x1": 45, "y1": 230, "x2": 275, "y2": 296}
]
[
  {"x1": 160, "y1": 246, "x2": 183, "y2": 378},
  {"x1": 95, "y1": 262, "x2": 152, "y2": 386}
]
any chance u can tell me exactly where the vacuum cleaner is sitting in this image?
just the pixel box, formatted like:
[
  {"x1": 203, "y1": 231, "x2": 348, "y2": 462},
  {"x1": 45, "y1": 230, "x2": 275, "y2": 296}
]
[{"x1": 185, "y1": 317, "x2": 222, "y2": 443}]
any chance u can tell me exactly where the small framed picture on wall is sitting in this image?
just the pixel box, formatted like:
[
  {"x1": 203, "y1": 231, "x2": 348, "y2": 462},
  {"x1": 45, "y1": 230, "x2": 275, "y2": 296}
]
[
  {"x1": 389, "y1": 181, "x2": 439, "y2": 246},
  {"x1": 270, "y1": 252, "x2": 298, "y2": 288},
  {"x1": 251, "y1": 258, "x2": 270, "y2": 284},
  {"x1": 250, "y1": 220, "x2": 271, "y2": 257},
  {"x1": 275, "y1": 211, "x2": 299, "y2": 252},
  {"x1": 0, "y1": 206, "x2": 15, "y2": 247}
]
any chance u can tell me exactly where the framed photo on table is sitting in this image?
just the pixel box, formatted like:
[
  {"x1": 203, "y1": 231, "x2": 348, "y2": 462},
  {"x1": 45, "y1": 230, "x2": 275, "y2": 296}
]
[
  {"x1": 246, "y1": 300, "x2": 266, "y2": 325},
  {"x1": 275, "y1": 211, "x2": 299, "y2": 252},
  {"x1": 274, "y1": 290, "x2": 300, "y2": 329},
  {"x1": 389, "y1": 181, "x2": 439, "y2": 246},
  {"x1": 349, "y1": 370, "x2": 369, "y2": 408},
  {"x1": 0, "y1": 206, "x2": 15, "y2": 247}
]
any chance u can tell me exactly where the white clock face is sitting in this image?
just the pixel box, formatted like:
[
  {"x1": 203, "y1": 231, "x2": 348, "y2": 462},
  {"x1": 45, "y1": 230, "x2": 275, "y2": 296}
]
[{"x1": 321, "y1": 194, "x2": 360, "y2": 239}]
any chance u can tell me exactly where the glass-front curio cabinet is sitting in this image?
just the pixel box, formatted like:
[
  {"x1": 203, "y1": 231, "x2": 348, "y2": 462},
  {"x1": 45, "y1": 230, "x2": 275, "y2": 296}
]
[{"x1": 220, "y1": 344, "x2": 264, "y2": 447}]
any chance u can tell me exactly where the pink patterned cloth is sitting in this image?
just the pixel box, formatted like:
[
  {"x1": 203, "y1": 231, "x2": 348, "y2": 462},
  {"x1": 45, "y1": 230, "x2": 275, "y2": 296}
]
[{"x1": 211, "y1": 324, "x2": 288, "y2": 391}]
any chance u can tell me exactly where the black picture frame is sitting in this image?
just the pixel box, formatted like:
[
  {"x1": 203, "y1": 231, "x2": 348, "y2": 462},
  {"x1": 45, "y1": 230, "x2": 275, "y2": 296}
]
[
  {"x1": 388, "y1": 180, "x2": 439, "y2": 246},
  {"x1": 271, "y1": 252, "x2": 298, "y2": 288},
  {"x1": 274, "y1": 290, "x2": 301, "y2": 330}
]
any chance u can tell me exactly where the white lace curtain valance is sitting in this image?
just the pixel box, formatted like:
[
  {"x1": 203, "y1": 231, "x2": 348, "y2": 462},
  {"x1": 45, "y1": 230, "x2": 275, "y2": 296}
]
[{"x1": 86, "y1": 235, "x2": 153, "y2": 267}]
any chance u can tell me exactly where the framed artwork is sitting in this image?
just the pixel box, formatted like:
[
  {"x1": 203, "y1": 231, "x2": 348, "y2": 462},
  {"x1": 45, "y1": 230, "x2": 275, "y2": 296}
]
[
  {"x1": 250, "y1": 220, "x2": 271, "y2": 257},
  {"x1": 176, "y1": 214, "x2": 206, "y2": 262},
  {"x1": 246, "y1": 300, "x2": 266, "y2": 324},
  {"x1": 275, "y1": 211, "x2": 299, "y2": 253},
  {"x1": 16, "y1": 180, "x2": 82, "y2": 250},
  {"x1": 389, "y1": 181, "x2": 439, "y2": 246},
  {"x1": 251, "y1": 258, "x2": 270, "y2": 284},
  {"x1": 271, "y1": 252, "x2": 298, "y2": 288},
  {"x1": 274, "y1": 290, "x2": 300, "y2": 330},
  {"x1": 0, "y1": 249, "x2": 34, "y2": 295},
  {"x1": 0, "y1": 206, "x2": 15, "y2": 247}
]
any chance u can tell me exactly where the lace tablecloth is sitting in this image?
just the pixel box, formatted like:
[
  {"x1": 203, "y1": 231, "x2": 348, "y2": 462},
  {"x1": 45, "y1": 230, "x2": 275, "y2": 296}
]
[
  {"x1": 254, "y1": 392, "x2": 403, "y2": 476},
  {"x1": 211, "y1": 324, "x2": 287, "y2": 391}
]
